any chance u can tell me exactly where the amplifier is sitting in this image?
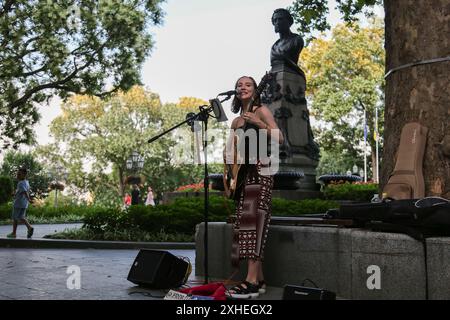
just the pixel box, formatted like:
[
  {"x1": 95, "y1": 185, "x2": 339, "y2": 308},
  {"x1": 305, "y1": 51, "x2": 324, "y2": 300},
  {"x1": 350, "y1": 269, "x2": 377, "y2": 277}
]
[{"x1": 282, "y1": 284, "x2": 336, "y2": 300}]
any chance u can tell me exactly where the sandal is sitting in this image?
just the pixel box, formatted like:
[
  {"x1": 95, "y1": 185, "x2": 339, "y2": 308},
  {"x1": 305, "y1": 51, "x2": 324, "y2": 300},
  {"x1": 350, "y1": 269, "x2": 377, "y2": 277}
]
[
  {"x1": 27, "y1": 227, "x2": 34, "y2": 239},
  {"x1": 258, "y1": 280, "x2": 267, "y2": 294},
  {"x1": 228, "y1": 281, "x2": 260, "y2": 299}
]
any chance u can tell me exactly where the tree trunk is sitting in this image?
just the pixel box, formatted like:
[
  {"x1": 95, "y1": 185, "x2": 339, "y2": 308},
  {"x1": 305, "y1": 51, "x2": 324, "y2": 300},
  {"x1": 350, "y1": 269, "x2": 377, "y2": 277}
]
[
  {"x1": 118, "y1": 166, "x2": 125, "y2": 197},
  {"x1": 382, "y1": 0, "x2": 450, "y2": 198}
]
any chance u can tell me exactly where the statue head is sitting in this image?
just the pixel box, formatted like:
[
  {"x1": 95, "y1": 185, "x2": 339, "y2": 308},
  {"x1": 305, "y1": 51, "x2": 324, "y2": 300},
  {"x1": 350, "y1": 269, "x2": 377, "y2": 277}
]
[{"x1": 272, "y1": 8, "x2": 293, "y2": 33}]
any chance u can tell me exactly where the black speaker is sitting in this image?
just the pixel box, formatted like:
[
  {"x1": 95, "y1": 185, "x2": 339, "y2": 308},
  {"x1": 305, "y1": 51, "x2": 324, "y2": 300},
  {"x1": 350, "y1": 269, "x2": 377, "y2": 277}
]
[
  {"x1": 127, "y1": 249, "x2": 190, "y2": 289},
  {"x1": 282, "y1": 284, "x2": 336, "y2": 300}
]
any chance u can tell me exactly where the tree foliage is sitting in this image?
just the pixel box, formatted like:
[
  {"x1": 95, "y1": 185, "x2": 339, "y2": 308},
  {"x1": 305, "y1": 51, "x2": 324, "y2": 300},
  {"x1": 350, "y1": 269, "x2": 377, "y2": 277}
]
[
  {"x1": 176, "y1": 97, "x2": 209, "y2": 109},
  {"x1": 289, "y1": 0, "x2": 382, "y2": 41},
  {"x1": 39, "y1": 86, "x2": 167, "y2": 201},
  {"x1": 300, "y1": 20, "x2": 385, "y2": 176},
  {"x1": 0, "y1": 175, "x2": 13, "y2": 204},
  {"x1": 35, "y1": 87, "x2": 226, "y2": 207},
  {"x1": 0, "y1": 0, "x2": 164, "y2": 149},
  {"x1": 291, "y1": 0, "x2": 449, "y2": 197},
  {"x1": 0, "y1": 150, "x2": 52, "y2": 199}
]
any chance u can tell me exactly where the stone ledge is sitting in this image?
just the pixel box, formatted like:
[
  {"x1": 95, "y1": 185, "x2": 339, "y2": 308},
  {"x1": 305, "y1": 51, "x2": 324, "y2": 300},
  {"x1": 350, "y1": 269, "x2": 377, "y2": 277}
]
[
  {"x1": 195, "y1": 222, "x2": 450, "y2": 300},
  {"x1": 0, "y1": 238, "x2": 195, "y2": 250},
  {"x1": 425, "y1": 237, "x2": 450, "y2": 300}
]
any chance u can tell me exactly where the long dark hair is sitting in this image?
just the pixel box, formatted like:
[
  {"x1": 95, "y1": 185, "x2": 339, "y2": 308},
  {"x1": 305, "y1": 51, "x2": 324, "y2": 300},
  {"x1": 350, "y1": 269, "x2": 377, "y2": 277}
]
[{"x1": 231, "y1": 76, "x2": 262, "y2": 114}]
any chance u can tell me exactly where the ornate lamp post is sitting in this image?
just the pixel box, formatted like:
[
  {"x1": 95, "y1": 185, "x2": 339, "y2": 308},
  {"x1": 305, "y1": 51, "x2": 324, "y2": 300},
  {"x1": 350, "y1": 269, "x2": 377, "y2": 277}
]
[
  {"x1": 48, "y1": 165, "x2": 67, "y2": 207},
  {"x1": 126, "y1": 151, "x2": 144, "y2": 185},
  {"x1": 126, "y1": 151, "x2": 144, "y2": 172}
]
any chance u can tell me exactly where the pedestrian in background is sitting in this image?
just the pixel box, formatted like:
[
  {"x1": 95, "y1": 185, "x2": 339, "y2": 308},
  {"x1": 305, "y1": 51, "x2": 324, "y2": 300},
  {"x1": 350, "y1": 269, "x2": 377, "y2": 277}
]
[
  {"x1": 7, "y1": 167, "x2": 34, "y2": 239},
  {"x1": 145, "y1": 186, "x2": 156, "y2": 206},
  {"x1": 131, "y1": 184, "x2": 140, "y2": 205},
  {"x1": 124, "y1": 193, "x2": 131, "y2": 207}
]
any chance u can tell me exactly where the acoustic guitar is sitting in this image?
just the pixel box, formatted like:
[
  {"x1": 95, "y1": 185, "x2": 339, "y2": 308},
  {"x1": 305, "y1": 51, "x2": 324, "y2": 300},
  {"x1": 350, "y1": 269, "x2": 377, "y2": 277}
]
[{"x1": 223, "y1": 72, "x2": 273, "y2": 200}]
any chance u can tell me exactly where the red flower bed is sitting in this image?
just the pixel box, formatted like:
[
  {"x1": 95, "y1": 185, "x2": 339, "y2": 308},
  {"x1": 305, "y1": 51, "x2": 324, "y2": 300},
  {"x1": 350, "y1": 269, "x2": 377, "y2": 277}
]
[{"x1": 176, "y1": 183, "x2": 206, "y2": 192}]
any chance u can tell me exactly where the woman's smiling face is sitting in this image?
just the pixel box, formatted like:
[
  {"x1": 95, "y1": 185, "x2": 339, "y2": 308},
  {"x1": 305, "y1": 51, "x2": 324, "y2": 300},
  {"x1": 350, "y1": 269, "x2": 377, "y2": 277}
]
[{"x1": 236, "y1": 76, "x2": 255, "y2": 101}]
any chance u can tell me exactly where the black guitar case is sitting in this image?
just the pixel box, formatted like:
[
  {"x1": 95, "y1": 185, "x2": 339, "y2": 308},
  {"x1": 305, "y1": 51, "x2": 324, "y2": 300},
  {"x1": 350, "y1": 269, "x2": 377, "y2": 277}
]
[{"x1": 337, "y1": 197, "x2": 450, "y2": 240}]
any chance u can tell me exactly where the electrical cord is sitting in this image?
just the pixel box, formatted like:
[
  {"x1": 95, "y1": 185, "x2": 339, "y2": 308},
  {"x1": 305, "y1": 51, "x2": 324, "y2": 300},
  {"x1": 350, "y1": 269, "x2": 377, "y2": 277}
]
[
  {"x1": 385, "y1": 56, "x2": 450, "y2": 79},
  {"x1": 301, "y1": 278, "x2": 319, "y2": 288},
  {"x1": 128, "y1": 291, "x2": 167, "y2": 299}
]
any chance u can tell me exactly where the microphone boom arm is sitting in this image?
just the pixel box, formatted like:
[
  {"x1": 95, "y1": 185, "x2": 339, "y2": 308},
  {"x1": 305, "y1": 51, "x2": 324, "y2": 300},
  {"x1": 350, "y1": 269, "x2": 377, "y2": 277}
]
[{"x1": 147, "y1": 106, "x2": 209, "y2": 144}]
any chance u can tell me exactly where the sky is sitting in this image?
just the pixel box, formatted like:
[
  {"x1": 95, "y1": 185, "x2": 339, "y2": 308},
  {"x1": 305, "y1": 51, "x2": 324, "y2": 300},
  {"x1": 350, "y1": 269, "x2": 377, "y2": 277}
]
[
  {"x1": 31, "y1": 0, "x2": 324, "y2": 147},
  {"x1": 142, "y1": 0, "x2": 307, "y2": 104},
  {"x1": 31, "y1": 0, "x2": 382, "y2": 148}
]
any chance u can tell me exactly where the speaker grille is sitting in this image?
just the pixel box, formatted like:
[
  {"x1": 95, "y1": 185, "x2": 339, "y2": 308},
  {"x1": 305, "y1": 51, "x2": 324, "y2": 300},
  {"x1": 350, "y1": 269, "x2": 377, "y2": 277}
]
[{"x1": 127, "y1": 250, "x2": 189, "y2": 289}]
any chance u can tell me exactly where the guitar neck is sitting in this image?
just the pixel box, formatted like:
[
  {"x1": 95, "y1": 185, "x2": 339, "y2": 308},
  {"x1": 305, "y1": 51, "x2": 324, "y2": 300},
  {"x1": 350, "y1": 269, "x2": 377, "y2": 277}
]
[
  {"x1": 246, "y1": 72, "x2": 270, "y2": 114},
  {"x1": 244, "y1": 97, "x2": 256, "y2": 113}
]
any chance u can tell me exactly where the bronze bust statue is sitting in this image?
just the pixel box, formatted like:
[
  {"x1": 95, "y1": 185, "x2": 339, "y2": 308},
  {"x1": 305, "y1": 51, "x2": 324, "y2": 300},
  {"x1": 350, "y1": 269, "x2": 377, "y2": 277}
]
[{"x1": 270, "y1": 8, "x2": 305, "y2": 78}]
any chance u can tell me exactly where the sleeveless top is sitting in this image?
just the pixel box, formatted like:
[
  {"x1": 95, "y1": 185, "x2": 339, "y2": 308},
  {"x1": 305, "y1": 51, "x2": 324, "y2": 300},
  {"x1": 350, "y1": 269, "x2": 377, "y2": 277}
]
[{"x1": 237, "y1": 121, "x2": 270, "y2": 166}]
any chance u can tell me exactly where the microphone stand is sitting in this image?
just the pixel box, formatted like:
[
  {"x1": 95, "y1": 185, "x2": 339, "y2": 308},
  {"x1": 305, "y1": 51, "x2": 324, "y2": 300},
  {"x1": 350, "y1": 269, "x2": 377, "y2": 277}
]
[{"x1": 148, "y1": 95, "x2": 232, "y2": 284}]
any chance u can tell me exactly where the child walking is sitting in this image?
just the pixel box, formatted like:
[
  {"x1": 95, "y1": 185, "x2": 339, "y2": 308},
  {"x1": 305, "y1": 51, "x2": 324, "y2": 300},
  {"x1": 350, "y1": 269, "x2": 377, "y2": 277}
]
[{"x1": 7, "y1": 167, "x2": 34, "y2": 239}]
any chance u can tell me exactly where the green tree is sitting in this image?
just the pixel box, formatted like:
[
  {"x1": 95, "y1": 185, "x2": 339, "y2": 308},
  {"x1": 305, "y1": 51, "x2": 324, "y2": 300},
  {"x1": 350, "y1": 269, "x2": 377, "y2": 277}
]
[
  {"x1": 289, "y1": 0, "x2": 381, "y2": 42},
  {"x1": 0, "y1": 176, "x2": 13, "y2": 204},
  {"x1": 176, "y1": 97, "x2": 209, "y2": 109},
  {"x1": 41, "y1": 86, "x2": 167, "y2": 200},
  {"x1": 0, "y1": 0, "x2": 164, "y2": 149},
  {"x1": 290, "y1": 0, "x2": 449, "y2": 198},
  {"x1": 36, "y1": 88, "x2": 227, "y2": 206},
  {"x1": 139, "y1": 97, "x2": 227, "y2": 200},
  {"x1": 0, "y1": 150, "x2": 51, "y2": 199},
  {"x1": 300, "y1": 20, "x2": 385, "y2": 178}
]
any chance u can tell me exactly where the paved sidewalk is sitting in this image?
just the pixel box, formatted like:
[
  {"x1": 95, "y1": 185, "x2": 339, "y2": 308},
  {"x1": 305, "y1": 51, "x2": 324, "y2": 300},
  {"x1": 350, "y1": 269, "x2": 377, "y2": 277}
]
[
  {"x1": 0, "y1": 224, "x2": 283, "y2": 300},
  {"x1": 0, "y1": 248, "x2": 283, "y2": 300},
  {"x1": 0, "y1": 223, "x2": 194, "y2": 250},
  {"x1": 0, "y1": 248, "x2": 192, "y2": 300},
  {"x1": 0, "y1": 223, "x2": 83, "y2": 239}
]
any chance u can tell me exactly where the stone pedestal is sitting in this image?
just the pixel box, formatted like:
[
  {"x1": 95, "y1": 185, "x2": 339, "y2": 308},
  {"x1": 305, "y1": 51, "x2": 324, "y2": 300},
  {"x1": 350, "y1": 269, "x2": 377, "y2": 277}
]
[{"x1": 263, "y1": 70, "x2": 320, "y2": 193}]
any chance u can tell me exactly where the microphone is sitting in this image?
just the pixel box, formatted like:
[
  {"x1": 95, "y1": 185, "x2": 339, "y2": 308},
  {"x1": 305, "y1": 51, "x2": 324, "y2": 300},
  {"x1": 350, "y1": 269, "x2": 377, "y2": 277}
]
[
  {"x1": 209, "y1": 98, "x2": 228, "y2": 122},
  {"x1": 217, "y1": 90, "x2": 238, "y2": 97}
]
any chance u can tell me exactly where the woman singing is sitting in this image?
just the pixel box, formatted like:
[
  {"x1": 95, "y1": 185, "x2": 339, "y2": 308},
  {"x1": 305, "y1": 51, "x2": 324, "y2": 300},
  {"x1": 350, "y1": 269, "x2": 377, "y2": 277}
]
[{"x1": 225, "y1": 75, "x2": 283, "y2": 299}]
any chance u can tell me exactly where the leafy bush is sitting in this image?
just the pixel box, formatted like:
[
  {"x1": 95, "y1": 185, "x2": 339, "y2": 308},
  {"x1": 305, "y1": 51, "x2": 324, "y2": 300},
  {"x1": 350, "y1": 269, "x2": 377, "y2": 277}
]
[
  {"x1": 0, "y1": 176, "x2": 13, "y2": 205},
  {"x1": 0, "y1": 195, "x2": 342, "y2": 241},
  {"x1": 0, "y1": 203, "x2": 97, "y2": 222},
  {"x1": 322, "y1": 182, "x2": 378, "y2": 201},
  {"x1": 80, "y1": 195, "x2": 338, "y2": 236},
  {"x1": 45, "y1": 228, "x2": 194, "y2": 242},
  {"x1": 116, "y1": 196, "x2": 234, "y2": 235},
  {"x1": 80, "y1": 206, "x2": 129, "y2": 231},
  {"x1": 0, "y1": 204, "x2": 11, "y2": 220},
  {"x1": 24, "y1": 214, "x2": 83, "y2": 224}
]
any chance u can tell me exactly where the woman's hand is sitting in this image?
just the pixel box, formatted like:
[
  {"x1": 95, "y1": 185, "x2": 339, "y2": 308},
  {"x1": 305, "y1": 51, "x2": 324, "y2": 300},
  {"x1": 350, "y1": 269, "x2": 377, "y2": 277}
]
[{"x1": 242, "y1": 112, "x2": 265, "y2": 128}]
